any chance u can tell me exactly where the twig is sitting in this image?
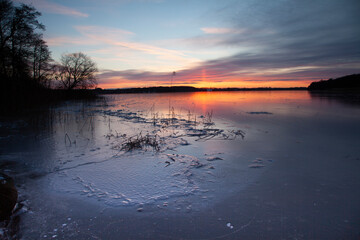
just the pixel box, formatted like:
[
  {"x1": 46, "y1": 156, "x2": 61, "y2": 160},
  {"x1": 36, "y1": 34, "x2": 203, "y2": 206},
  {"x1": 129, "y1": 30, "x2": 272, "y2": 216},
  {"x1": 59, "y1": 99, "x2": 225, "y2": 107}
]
[{"x1": 65, "y1": 133, "x2": 71, "y2": 146}]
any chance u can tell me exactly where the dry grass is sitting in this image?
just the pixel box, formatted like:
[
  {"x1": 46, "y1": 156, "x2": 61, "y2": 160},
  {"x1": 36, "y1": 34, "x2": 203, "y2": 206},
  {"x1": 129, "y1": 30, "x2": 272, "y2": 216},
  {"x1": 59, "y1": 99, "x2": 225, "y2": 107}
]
[{"x1": 120, "y1": 133, "x2": 161, "y2": 152}]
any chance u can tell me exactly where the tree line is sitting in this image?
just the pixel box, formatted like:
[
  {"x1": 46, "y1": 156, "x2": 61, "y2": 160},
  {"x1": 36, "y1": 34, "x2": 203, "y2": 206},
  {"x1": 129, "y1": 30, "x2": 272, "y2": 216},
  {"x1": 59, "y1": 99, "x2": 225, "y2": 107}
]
[
  {"x1": 0, "y1": 0, "x2": 97, "y2": 112},
  {"x1": 308, "y1": 74, "x2": 360, "y2": 90}
]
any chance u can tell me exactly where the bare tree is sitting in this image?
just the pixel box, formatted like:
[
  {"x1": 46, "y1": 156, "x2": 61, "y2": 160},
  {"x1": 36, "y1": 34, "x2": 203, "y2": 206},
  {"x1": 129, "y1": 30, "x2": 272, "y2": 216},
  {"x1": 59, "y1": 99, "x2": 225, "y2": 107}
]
[
  {"x1": 0, "y1": 0, "x2": 46, "y2": 82},
  {"x1": 31, "y1": 35, "x2": 52, "y2": 86},
  {"x1": 57, "y1": 52, "x2": 97, "y2": 90}
]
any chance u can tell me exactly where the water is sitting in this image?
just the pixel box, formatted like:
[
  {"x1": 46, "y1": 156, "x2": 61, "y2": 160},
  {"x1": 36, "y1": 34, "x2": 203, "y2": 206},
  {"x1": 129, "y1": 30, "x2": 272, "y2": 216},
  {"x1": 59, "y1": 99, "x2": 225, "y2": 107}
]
[{"x1": 1, "y1": 91, "x2": 360, "y2": 239}]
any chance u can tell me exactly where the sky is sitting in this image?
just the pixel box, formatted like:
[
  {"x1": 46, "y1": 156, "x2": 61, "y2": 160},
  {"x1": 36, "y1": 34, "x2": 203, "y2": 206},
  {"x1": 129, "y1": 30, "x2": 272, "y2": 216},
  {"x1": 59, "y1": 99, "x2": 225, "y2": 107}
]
[{"x1": 15, "y1": 0, "x2": 360, "y2": 89}]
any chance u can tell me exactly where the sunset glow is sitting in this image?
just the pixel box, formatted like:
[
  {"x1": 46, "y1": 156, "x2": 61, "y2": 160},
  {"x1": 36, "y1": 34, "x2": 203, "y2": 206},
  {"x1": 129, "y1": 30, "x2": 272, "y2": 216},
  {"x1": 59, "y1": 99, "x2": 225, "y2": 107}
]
[
  {"x1": 97, "y1": 74, "x2": 314, "y2": 89},
  {"x1": 14, "y1": 0, "x2": 360, "y2": 89}
]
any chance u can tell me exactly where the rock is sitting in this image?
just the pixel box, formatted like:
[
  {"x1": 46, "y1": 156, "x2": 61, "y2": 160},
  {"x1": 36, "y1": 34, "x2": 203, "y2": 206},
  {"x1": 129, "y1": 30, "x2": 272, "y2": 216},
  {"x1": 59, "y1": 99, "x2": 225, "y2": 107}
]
[{"x1": 0, "y1": 173, "x2": 18, "y2": 221}]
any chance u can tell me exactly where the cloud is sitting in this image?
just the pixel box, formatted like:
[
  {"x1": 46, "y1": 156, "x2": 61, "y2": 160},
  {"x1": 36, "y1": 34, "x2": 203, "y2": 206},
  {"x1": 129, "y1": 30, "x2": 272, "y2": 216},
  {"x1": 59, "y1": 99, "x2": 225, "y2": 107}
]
[
  {"x1": 48, "y1": 25, "x2": 200, "y2": 71},
  {"x1": 138, "y1": 0, "x2": 359, "y2": 88},
  {"x1": 43, "y1": 0, "x2": 360, "y2": 88},
  {"x1": 211, "y1": 0, "x2": 360, "y2": 54},
  {"x1": 74, "y1": 26, "x2": 187, "y2": 60},
  {"x1": 46, "y1": 36, "x2": 98, "y2": 46},
  {"x1": 75, "y1": 26, "x2": 134, "y2": 38},
  {"x1": 47, "y1": 26, "x2": 134, "y2": 46},
  {"x1": 14, "y1": 0, "x2": 88, "y2": 17},
  {"x1": 97, "y1": 48, "x2": 360, "y2": 88},
  {"x1": 201, "y1": 28, "x2": 245, "y2": 34}
]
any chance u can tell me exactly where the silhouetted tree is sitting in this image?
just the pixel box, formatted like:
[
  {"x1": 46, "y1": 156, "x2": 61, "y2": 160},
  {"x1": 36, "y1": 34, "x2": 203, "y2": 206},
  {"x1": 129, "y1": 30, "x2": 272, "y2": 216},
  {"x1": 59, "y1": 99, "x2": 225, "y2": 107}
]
[
  {"x1": 0, "y1": 0, "x2": 50, "y2": 86},
  {"x1": 31, "y1": 36, "x2": 52, "y2": 87},
  {"x1": 0, "y1": 0, "x2": 13, "y2": 80},
  {"x1": 0, "y1": 0, "x2": 54, "y2": 113},
  {"x1": 56, "y1": 52, "x2": 98, "y2": 90}
]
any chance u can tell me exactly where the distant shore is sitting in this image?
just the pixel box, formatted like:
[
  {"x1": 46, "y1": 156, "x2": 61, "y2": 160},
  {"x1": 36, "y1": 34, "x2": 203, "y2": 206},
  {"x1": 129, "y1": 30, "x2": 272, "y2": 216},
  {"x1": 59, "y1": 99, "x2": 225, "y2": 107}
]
[{"x1": 96, "y1": 86, "x2": 307, "y2": 94}]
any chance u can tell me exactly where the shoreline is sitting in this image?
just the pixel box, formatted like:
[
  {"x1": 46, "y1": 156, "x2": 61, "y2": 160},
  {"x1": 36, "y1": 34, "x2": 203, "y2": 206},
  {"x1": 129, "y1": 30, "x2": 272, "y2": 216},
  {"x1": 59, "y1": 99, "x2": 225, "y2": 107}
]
[{"x1": 96, "y1": 86, "x2": 307, "y2": 94}]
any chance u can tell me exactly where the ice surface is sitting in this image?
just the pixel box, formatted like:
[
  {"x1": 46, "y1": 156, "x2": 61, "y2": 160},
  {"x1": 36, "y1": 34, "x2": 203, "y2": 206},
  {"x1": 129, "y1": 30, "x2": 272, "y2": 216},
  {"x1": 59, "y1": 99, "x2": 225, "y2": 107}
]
[
  {"x1": 2, "y1": 91, "x2": 360, "y2": 239},
  {"x1": 37, "y1": 98, "x2": 248, "y2": 207},
  {"x1": 248, "y1": 163, "x2": 265, "y2": 168},
  {"x1": 51, "y1": 152, "x2": 205, "y2": 206},
  {"x1": 246, "y1": 111, "x2": 273, "y2": 115},
  {"x1": 206, "y1": 156, "x2": 223, "y2": 161}
]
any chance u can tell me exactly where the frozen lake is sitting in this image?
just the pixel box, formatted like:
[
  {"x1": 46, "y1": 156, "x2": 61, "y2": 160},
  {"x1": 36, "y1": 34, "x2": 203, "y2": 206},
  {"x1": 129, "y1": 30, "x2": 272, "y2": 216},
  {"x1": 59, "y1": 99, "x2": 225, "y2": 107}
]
[{"x1": 1, "y1": 91, "x2": 360, "y2": 239}]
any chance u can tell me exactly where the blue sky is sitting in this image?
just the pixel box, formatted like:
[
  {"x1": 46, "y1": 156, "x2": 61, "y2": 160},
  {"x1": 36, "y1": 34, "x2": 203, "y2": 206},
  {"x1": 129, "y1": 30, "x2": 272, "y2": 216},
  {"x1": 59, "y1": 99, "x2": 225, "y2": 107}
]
[{"x1": 15, "y1": 0, "x2": 360, "y2": 88}]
